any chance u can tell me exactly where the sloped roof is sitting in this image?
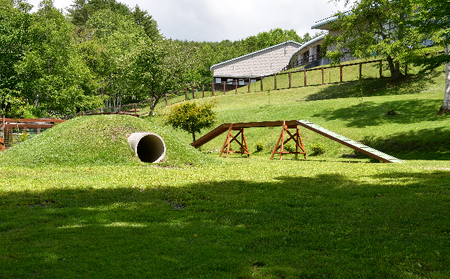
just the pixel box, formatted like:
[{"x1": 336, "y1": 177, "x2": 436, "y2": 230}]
[{"x1": 210, "y1": 40, "x2": 302, "y2": 70}]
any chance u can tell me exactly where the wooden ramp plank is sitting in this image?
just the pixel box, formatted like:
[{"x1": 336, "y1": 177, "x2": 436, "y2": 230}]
[{"x1": 297, "y1": 120, "x2": 403, "y2": 163}]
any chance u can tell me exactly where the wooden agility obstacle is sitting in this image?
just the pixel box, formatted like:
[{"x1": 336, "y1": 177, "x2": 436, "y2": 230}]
[{"x1": 191, "y1": 120, "x2": 404, "y2": 163}]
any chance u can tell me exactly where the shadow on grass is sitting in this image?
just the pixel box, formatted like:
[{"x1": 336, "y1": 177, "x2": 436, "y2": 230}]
[
  {"x1": 357, "y1": 127, "x2": 450, "y2": 160},
  {"x1": 1, "y1": 171, "x2": 450, "y2": 278},
  {"x1": 312, "y1": 98, "x2": 446, "y2": 128},
  {"x1": 306, "y1": 72, "x2": 440, "y2": 101}
]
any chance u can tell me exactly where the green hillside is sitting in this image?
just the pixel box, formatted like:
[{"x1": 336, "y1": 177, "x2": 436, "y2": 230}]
[
  {"x1": 2, "y1": 62, "x2": 450, "y2": 279},
  {"x1": 0, "y1": 114, "x2": 215, "y2": 166},
  {"x1": 153, "y1": 63, "x2": 449, "y2": 161}
]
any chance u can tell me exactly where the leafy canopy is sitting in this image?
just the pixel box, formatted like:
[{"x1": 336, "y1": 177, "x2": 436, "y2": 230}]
[{"x1": 165, "y1": 101, "x2": 216, "y2": 142}]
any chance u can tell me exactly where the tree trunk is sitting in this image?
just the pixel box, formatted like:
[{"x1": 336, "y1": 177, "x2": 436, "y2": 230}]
[
  {"x1": 439, "y1": 45, "x2": 450, "y2": 114},
  {"x1": 386, "y1": 55, "x2": 403, "y2": 80}
]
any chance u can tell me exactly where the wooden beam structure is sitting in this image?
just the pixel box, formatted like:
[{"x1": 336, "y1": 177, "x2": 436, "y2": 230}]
[
  {"x1": 0, "y1": 118, "x2": 65, "y2": 151},
  {"x1": 270, "y1": 121, "x2": 307, "y2": 160},
  {"x1": 219, "y1": 124, "x2": 250, "y2": 158},
  {"x1": 191, "y1": 120, "x2": 404, "y2": 163}
]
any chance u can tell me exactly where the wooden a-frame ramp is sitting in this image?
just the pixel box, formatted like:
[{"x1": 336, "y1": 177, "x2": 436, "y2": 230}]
[{"x1": 191, "y1": 120, "x2": 404, "y2": 163}]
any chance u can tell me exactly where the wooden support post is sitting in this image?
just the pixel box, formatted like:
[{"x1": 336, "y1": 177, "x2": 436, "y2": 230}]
[
  {"x1": 340, "y1": 65, "x2": 343, "y2": 83},
  {"x1": 212, "y1": 83, "x2": 215, "y2": 96},
  {"x1": 219, "y1": 124, "x2": 250, "y2": 158},
  {"x1": 223, "y1": 82, "x2": 226, "y2": 95},
  {"x1": 235, "y1": 79, "x2": 238, "y2": 94},
  {"x1": 248, "y1": 78, "x2": 251, "y2": 93},
  {"x1": 185, "y1": 88, "x2": 188, "y2": 100},
  {"x1": 274, "y1": 74, "x2": 277, "y2": 90},
  {"x1": 220, "y1": 124, "x2": 234, "y2": 158},
  {"x1": 260, "y1": 76, "x2": 264, "y2": 92},
  {"x1": 322, "y1": 67, "x2": 325, "y2": 85},
  {"x1": 0, "y1": 116, "x2": 4, "y2": 151},
  {"x1": 202, "y1": 85, "x2": 205, "y2": 98},
  {"x1": 192, "y1": 87, "x2": 195, "y2": 99},
  {"x1": 304, "y1": 70, "x2": 307, "y2": 86},
  {"x1": 270, "y1": 122, "x2": 307, "y2": 161},
  {"x1": 289, "y1": 72, "x2": 292, "y2": 89}
]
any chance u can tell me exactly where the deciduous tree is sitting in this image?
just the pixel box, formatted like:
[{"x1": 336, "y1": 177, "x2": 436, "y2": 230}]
[
  {"x1": 325, "y1": 0, "x2": 421, "y2": 80},
  {"x1": 165, "y1": 101, "x2": 216, "y2": 142}
]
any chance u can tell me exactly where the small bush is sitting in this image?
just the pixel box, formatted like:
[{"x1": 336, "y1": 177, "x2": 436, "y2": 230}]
[
  {"x1": 283, "y1": 143, "x2": 296, "y2": 153},
  {"x1": 310, "y1": 143, "x2": 326, "y2": 156},
  {"x1": 254, "y1": 142, "x2": 264, "y2": 152}
]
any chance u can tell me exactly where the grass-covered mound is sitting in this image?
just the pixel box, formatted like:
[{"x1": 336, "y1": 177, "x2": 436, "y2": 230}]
[{"x1": 0, "y1": 114, "x2": 215, "y2": 166}]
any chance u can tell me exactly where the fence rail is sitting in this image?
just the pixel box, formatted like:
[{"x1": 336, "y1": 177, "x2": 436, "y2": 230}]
[
  {"x1": 67, "y1": 59, "x2": 388, "y2": 119},
  {"x1": 0, "y1": 117, "x2": 65, "y2": 150}
]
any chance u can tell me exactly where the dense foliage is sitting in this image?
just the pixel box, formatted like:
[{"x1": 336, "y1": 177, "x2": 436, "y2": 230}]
[
  {"x1": 1, "y1": 0, "x2": 447, "y2": 117},
  {"x1": 0, "y1": 0, "x2": 314, "y2": 118}
]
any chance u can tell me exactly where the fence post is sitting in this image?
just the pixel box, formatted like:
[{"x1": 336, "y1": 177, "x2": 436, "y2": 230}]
[
  {"x1": 185, "y1": 88, "x2": 188, "y2": 100},
  {"x1": 340, "y1": 65, "x2": 343, "y2": 83},
  {"x1": 192, "y1": 87, "x2": 195, "y2": 99},
  {"x1": 202, "y1": 85, "x2": 205, "y2": 98},
  {"x1": 212, "y1": 83, "x2": 215, "y2": 96},
  {"x1": 379, "y1": 60, "x2": 383, "y2": 78},
  {"x1": 260, "y1": 76, "x2": 263, "y2": 92},
  {"x1": 322, "y1": 67, "x2": 325, "y2": 85},
  {"x1": 304, "y1": 70, "x2": 307, "y2": 86},
  {"x1": 289, "y1": 72, "x2": 292, "y2": 89},
  {"x1": 359, "y1": 63, "x2": 362, "y2": 79},
  {"x1": 165, "y1": 93, "x2": 168, "y2": 106},
  {"x1": 248, "y1": 78, "x2": 251, "y2": 93},
  {"x1": 274, "y1": 74, "x2": 277, "y2": 90}
]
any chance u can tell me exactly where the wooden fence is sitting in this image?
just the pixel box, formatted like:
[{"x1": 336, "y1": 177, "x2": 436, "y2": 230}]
[
  {"x1": 68, "y1": 59, "x2": 388, "y2": 118},
  {"x1": 0, "y1": 117, "x2": 65, "y2": 150}
]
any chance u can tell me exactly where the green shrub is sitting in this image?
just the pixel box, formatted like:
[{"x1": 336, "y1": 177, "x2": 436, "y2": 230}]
[
  {"x1": 255, "y1": 142, "x2": 264, "y2": 152},
  {"x1": 310, "y1": 143, "x2": 326, "y2": 156}
]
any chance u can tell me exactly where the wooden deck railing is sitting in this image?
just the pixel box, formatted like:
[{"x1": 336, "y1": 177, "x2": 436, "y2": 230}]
[{"x1": 0, "y1": 118, "x2": 65, "y2": 150}]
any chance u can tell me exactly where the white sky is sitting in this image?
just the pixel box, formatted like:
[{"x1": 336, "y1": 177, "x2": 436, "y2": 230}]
[{"x1": 27, "y1": 0, "x2": 347, "y2": 42}]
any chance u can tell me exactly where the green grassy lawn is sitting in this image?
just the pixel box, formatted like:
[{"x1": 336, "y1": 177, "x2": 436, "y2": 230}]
[{"x1": 1, "y1": 62, "x2": 450, "y2": 278}]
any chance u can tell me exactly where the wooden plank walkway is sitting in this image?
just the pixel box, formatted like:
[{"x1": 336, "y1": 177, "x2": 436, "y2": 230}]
[{"x1": 191, "y1": 120, "x2": 403, "y2": 163}]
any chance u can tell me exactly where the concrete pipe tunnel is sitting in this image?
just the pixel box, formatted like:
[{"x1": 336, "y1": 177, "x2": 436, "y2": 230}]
[{"x1": 128, "y1": 132, "x2": 166, "y2": 163}]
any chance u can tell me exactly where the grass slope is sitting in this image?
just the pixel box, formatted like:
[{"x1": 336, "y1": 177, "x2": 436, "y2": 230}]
[
  {"x1": 153, "y1": 67, "x2": 449, "y2": 161},
  {"x1": 1, "y1": 62, "x2": 450, "y2": 278},
  {"x1": 0, "y1": 114, "x2": 215, "y2": 166}
]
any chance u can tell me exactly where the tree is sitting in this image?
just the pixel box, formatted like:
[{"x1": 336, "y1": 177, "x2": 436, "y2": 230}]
[
  {"x1": 83, "y1": 8, "x2": 149, "y2": 108},
  {"x1": 14, "y1": 0, "x2": 100, "y2": 116},
  {"x1": 408, "y1": 0, "x2": 450, "y2": 113},
  {"x1": 325, "y1": 0, "x2": 422, "y2": 80},
  {"x1": 132, "y1": 39, "x2": 197, "y2": 115},
  {"x1": 165, "y1": 101, "x2": 216, "y2": 142},
  {"x1": 0, "y1": 0, "x2": 33, "y2": 116}
]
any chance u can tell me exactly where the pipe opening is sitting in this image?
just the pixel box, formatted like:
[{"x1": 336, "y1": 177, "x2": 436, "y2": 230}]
[{"x1": 128, "y1": 133, "x2": 166, "y2": 163}]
